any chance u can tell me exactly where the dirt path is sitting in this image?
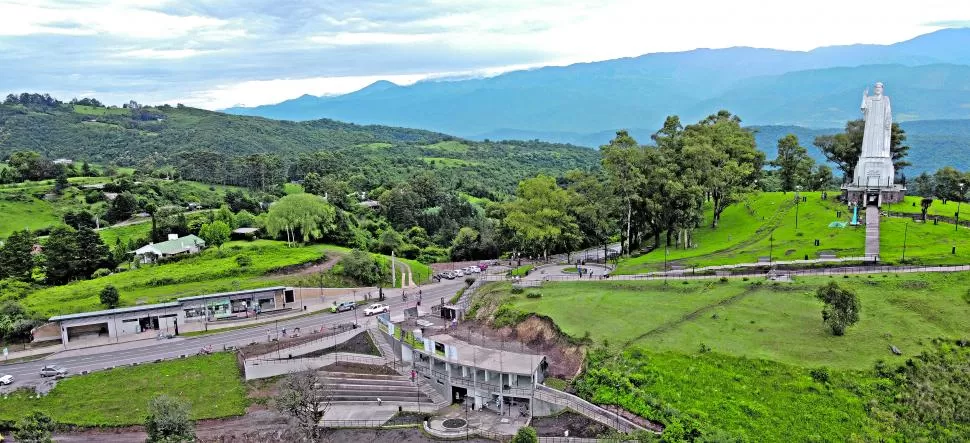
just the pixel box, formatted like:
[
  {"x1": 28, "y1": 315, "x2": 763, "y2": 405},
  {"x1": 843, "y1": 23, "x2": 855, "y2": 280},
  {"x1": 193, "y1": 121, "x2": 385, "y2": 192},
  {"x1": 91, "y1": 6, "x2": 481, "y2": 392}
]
[
  {"x1": 622, "y1": 287, "x2": 758, "y2": 347},
  {"x1": 286, "y1": 254, "x2": 343, "y2": 277}
]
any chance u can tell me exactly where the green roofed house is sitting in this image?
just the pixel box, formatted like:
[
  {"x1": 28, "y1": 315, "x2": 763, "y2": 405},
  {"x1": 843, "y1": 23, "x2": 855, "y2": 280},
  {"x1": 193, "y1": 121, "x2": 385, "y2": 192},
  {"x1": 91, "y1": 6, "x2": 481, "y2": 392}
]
[{"x1": 133, "y1": 234, "x2": 205, "y2": 263}]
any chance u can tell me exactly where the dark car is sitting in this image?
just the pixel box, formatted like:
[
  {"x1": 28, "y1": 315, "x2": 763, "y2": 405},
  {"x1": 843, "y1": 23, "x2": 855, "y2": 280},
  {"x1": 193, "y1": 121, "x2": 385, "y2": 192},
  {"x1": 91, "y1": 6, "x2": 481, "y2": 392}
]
[{"x1": 330, "y1": 301, "x2": 356, "y2": 313}]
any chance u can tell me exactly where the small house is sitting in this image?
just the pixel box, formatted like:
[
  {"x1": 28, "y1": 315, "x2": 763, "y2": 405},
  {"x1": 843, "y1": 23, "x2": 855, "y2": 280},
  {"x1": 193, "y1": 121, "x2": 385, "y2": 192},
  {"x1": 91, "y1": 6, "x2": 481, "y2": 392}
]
[{"x1": 134, "y1": 234, "x2": 205, "y2": 263}]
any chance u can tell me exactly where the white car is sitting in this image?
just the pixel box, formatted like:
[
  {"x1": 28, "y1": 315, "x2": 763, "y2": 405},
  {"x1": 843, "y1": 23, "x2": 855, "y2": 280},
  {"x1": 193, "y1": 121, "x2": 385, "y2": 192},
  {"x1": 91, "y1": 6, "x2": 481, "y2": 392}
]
[
  {"x1": 0, "y1": 374, "x2": 12, "y2": 385},
  {"x1": 363, "y1": 303, "x2": 390, "y2": 316},
  {"x1": 454, "y1": 270, "x2": 465, "y2": 277}
]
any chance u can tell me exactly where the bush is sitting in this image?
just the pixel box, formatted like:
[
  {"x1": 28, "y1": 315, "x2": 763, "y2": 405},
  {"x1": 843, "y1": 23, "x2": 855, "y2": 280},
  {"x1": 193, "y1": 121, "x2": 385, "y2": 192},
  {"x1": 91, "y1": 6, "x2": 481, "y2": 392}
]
[
  {"x1": 145, "y1": 395, "x2": 195, "y2": 443},
  {"x1": 235, "y1": 255, "x2": 253, "y2": 268},
  {"x1": 465, "y1": 276, "x2": 476, "y2": 286},
  {"x1": 810, "y1": 367, "x2": 830, "y2": 384},
  {"x1": 719, "y1": 276, "x2": 729, "y2": 283},
  {"x1": 511, "y1": 286, "x2": 524, "y2": 294},
  {"x1": 91, "y1": 268, "x2": 112, "y2": 279},
  {"x1": 99, "y1": 285, "x2": 120, "y2": 308},
  {"x1": 511, "y1": 426, "x2": 538, "y2": 443},
  {"x1": 14, "y1": 411, "x2": 54, "y2": 443},
  {"x1": 526, "y1": 291, "x2": 542, "y2": 299}
]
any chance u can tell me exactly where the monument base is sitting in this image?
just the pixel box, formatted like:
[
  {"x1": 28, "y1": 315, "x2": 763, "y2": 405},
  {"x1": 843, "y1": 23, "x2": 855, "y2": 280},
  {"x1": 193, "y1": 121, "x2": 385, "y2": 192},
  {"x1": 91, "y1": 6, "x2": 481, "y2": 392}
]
[{"x1": 841, "y1": 184, "x2": 905, "y2": 207}]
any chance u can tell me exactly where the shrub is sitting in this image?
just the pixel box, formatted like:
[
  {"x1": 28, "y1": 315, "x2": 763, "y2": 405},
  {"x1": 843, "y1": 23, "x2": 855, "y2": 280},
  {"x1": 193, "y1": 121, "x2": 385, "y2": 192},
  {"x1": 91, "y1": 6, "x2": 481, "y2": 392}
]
[
  {"x1": 14, "y1": 411, "x2": 54, "y2": 443},
  {"x1": 511, "y1": 286, "x2": 524, "y2": 294},
  {"x1": 810, "y1": 367, "x2": 830, "y2": 384},
  {"x1": 465, "y1": 276, "x2": 476, "y2": 286},
  {"x1": 235, "y1": 255, "x2": 253, "y2": 267},
  {"x1": 719, "y1": 276, "x2": 729, "y2": 283},
  {"x1": 91, "y1": 268, "x2": 112, "y2": 279},
  {"x1": 742, "y1": 277, "x2": 749, "y2": 281},
  {"x1": 512, "y1": 426, "x2": 538, "y2": 443},
  {"x1": 526, "y1": 291, "x2": 542, "y2": 299},
  {"x1": 99, "y1": 285, "x2": 120, "y2": 308},
  {"x1": 145, "y1": 395, "x2": 195, "y2": 443}
]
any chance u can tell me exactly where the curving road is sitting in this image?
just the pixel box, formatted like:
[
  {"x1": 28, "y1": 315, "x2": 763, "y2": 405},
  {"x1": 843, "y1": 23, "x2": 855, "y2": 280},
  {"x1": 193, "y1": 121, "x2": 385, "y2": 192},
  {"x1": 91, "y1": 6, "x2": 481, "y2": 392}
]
[{"x1": 0, "y1": 280, "x2": 465, "y2": 391}]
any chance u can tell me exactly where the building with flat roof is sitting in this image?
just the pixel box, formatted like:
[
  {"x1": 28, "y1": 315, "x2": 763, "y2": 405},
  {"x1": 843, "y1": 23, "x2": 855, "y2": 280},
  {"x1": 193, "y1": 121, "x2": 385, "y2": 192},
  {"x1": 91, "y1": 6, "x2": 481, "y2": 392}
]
[
  {"x1": 377, "y1": 314, "x2": 546, "y2": 415},
  {"x1": 38, "y1": 287, "x2": 292, "y2": 346}
]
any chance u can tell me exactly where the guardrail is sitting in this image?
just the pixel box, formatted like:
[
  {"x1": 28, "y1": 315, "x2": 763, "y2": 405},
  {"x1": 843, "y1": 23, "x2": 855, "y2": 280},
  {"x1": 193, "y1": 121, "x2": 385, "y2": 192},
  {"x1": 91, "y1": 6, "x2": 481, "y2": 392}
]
[{"x1": 534, "y1": 385, "x2": 651, "y2": 434}]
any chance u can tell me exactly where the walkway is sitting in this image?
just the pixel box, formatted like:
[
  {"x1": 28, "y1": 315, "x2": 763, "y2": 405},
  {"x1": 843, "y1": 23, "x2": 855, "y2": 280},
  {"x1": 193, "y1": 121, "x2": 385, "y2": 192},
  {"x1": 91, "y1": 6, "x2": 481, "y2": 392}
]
[{"x1": 865, "y1": 205, "x2": 880, "y2": 260}]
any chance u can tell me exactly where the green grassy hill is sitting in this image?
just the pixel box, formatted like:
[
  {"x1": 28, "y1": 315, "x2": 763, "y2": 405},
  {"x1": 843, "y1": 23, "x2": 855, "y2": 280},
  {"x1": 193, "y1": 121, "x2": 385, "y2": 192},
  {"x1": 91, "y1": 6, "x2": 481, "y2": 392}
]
[
  {"x1": 615, "y1": 191, "x2": 970, "y2": 273},
  {"x1": 477, "y1": 272, "x2": 970, "y2": 441},
  {"x1": 0, "y1": 101, "x2": 599, "y2": 196}
]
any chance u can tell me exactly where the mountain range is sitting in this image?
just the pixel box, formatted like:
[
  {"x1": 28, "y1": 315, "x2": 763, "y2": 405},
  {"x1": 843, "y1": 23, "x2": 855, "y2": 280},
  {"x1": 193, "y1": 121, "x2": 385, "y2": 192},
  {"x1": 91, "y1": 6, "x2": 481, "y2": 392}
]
[{"x1": 226, "y1": 28, "x2": 970, "y2": 141}]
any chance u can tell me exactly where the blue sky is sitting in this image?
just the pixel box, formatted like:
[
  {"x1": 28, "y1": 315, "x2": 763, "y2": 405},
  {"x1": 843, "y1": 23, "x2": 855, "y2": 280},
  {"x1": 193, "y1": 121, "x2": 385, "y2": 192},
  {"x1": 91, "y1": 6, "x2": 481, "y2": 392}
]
[{"x1": 1, "y1": 0, "x2": 968, "y2": 109}]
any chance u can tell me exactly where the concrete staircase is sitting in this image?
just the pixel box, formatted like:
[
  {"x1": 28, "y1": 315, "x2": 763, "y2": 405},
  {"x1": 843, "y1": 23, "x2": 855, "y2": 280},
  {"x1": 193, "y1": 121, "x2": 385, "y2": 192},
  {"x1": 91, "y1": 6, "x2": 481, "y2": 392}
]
[
  {"x1": 322, "y1": 371, "x2": 434, "y2": 404},
  {"x1": 365, "y1": 328, "x2": 450, "y2": 409}
]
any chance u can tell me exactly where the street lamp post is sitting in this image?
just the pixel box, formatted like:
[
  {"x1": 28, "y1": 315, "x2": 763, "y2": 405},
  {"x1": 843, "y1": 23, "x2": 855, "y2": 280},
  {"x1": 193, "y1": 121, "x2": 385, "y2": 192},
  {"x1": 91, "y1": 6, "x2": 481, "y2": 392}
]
[
  {"x1": 957, "y1": 183, "x2": 965, "y2": 232},
  {"x1": 794, "y1": 186, "x2": 802, "y2": 231},
  {"x1": 352, "y1": 290, "x2": 358, "y2": 327},
  {"x1": 769, "y1": 232, "x2": 775, "y2": 266},
  {"x1": 663, "y1": 246, "x2": 668, "y2": 285}
]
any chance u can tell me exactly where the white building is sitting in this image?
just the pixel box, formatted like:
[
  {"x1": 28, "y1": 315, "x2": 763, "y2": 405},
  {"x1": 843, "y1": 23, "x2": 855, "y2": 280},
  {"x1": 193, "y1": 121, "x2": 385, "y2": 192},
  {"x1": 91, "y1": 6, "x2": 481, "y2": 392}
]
[{"x1": 134, "y1": 234, "x2": 205, "y2": 263}]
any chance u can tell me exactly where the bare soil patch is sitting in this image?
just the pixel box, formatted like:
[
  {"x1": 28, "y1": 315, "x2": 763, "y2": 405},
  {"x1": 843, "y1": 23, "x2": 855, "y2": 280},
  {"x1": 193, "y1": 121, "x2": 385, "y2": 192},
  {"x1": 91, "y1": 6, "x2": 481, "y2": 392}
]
[
  {"x1": 531, "y1": 411, "x2": 610, "y2": 438},
  {"x1": 447, "y1": 316, "x2": 584, "y2": 379},
  {"x1": 321, "y1": 361, "x2": 400, "y2": 376},
  {"x1": 298, "y1": 331, "x2": 379, "y2": 358}
]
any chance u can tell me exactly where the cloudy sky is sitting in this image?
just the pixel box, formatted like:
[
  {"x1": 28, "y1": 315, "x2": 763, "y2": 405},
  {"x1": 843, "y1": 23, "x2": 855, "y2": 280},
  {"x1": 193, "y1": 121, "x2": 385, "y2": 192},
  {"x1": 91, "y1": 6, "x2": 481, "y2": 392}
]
[{"x1": 2, "y1": 0, "x2": 968, "y2": 109}]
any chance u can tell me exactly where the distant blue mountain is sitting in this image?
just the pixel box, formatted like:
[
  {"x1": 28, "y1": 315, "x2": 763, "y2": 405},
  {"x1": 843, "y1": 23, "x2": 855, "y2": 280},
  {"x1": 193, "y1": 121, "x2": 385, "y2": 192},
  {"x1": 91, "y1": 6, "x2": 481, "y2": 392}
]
[{"x1": 227, "y1": 28, "x2": 970, "y2": 136}]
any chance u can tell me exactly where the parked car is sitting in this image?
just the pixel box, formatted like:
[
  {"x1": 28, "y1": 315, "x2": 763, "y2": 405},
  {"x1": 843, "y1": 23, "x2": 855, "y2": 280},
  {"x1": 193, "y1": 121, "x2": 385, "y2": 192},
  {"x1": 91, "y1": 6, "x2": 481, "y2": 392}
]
[
  {"x1": 39, "y1": 365, "x2": 67, "y2": 378},
  {"x1": 478, "y1": 262, "x2": 489, "y2": 271},
  {"x1": 454, "y1": 270, "x2": 465, "y2": 277},
  {"x1": 363, "y1": 303, "x2": 390, "y2": 316},
  {"x1": 442, "y1": 271, "x2": 456, "y2": 280},
  {"x1": 330, "y1": 301, "x2": 357, "y2": 313},
  {"x1": 0, "y1": 374, "x2": 13, "y2": 385}
]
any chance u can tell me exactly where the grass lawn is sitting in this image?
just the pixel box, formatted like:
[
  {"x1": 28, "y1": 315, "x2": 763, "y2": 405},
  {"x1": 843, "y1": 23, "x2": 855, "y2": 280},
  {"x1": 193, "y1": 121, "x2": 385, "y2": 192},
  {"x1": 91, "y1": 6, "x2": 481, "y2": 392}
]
[
  {"x1": 72, "y1": 104, "x2": 132, "y2": 116},
  {"x1": 614, "y1": 191, "x2": 864, "y2": 273},
  {"x1": 510, "y1": 264, "x2": 534, "y2": 277},
  {"x1": 888, "y1": 195, "x2": 963, "y2": 218},
  {"x1": 0, "y1": 353, "x2": 247, "y2": 426},
  {"x1": 580, "y1": 349, "x2": 880, "y2": 442},
  {"x1": 22, "y1": 240, "x2": 347, "y2": 316},
  {"x1": 0, "y1": 193, "x2": 60, "y2": 238},
  {"x1": 283, "y1": 183, "x2": 304, "y2": 194},
  {"x1": 97, "y1": 221, "x2": 152, "y2": 245},
  {"x1": 500, "y1": 273, "x2": 970, "y2": 370},
  {"x1": 880, "y1": 215, "x2": 970, "y2": 264}
]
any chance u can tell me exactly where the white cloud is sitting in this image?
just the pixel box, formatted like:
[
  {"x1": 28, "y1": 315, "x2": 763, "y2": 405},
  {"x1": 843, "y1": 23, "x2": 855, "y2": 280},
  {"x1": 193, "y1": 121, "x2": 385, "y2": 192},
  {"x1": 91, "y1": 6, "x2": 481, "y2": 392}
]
[
  {"x1": 0, "y1": 0, "x2": 230, "y2": 39},
  {"x1": 308, "y1": 32, "x2": 437, "y2": 46},
  {"x1": 117, "y1": 48, "x2": 214, "y2": 60}
]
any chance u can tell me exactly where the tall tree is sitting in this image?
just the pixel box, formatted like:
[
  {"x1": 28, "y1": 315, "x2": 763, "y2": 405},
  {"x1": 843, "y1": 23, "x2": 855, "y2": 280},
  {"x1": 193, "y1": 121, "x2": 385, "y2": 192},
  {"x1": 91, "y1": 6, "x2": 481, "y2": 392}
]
[
  {"x1": 771, "y1": 134, "x2": 814, "y2": 192},
  {"x1": 74, "y1": 226, "x2": 111, "y2": 278},
  {"x1": 815, "y1": 282, "x2": 861, "y2": 336},
  {"x1": 42, "y1": 226, "x2": 78, "y2": 285},
  {"x1": 0, "y1": 229, "x2": 36, "y2": 281},
  {"x1": 683, "y1": 111, "x2": 764, "y2": 228},
  {"x1": 199, "y1": 221, "x2": 231, "y2": 249},
  {"x1": 100, "y1": 285, "x2": 120, "y2": 308},
  {"x1": 450, "y1": 226, "x2": 481, "y2": 261},
  {"x1": 601, "y1": 131, "x2": 644, "y2": 255},
  {"x1": 501, "y1": 175, "x2": 580, "y2": 259},
  {"x1": 266, "y1": 194, "x2": 336, "y2": 246}
]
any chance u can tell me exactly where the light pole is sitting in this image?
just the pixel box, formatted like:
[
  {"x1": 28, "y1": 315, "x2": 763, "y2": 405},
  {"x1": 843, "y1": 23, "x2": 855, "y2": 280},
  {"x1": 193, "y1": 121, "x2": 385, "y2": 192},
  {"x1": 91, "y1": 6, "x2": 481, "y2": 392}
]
[
  {"x1": 352, "y1": 290, "x2": 358, "y2": 327},
  {"x1": 769, "y1": 232, "x2": 774, "y2": 266},
  {"x1": 957, "y1": 183, "x2": 965, "y2": 232},
  {"x1": 794, "y1": 186, "x2": 802, "y2": 231},
  {"x1": 663, "y1": 246, "x2": 668, "y2": 285}
]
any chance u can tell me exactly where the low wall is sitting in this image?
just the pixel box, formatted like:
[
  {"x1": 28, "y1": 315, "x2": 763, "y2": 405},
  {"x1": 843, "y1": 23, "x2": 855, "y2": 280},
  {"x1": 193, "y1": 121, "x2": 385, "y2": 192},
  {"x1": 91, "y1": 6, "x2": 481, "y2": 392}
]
[{"x1": 243, "y1": 352, "x2": 387, "y2": 380}]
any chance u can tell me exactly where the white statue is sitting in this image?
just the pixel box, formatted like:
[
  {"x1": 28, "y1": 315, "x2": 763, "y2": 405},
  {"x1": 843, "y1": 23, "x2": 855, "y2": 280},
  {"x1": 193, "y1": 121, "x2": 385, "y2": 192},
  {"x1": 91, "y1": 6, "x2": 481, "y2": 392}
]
[
  {"x1": 860, "y1": 82, "x2": 892, "y2": 158},
  {"x1": 853, "y1": 82, "x2": 895, "y2": 187}
]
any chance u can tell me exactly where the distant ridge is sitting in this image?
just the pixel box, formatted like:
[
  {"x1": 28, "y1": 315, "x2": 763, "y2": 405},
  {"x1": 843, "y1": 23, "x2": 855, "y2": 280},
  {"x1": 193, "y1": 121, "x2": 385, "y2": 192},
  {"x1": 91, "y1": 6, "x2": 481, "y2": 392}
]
[{"x1": 225, "y1": 28, "x2": 970, "y2": 138}]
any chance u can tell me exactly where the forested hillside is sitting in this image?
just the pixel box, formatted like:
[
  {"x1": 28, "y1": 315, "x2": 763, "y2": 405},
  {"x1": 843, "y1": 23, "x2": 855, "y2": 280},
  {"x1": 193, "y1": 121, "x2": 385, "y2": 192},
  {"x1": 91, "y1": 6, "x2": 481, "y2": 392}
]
[{"x1": 0, "y1": 96, "x2": 598, "y2": 196}]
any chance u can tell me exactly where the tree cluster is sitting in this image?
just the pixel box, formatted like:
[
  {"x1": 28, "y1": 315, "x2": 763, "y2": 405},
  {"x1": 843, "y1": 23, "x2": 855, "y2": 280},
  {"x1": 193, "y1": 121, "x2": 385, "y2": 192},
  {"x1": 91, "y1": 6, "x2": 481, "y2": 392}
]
[{"x1": 813, "y1": 119, "x2": 910, "y2": 182}]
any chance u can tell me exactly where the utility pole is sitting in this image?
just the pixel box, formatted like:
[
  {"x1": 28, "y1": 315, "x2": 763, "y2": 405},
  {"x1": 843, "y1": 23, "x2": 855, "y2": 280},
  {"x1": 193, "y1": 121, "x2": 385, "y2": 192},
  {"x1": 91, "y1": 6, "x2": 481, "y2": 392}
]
[
  {"x1": 391, "y1": 250, "x2": 397, "y2": 288},
  {"x1": 958, "y1": 183, "x2": 965, "y2": 232},
  {"x1": 795, "y1": 186, "x2": 801, "y2": 230}
]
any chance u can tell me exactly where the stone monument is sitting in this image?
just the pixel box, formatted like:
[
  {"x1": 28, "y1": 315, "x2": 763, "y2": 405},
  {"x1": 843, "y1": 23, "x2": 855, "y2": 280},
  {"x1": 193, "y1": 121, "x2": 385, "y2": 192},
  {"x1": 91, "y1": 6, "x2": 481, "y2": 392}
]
[{"x1": 842, "y1": 82, "x2": 905, "y2": 206}]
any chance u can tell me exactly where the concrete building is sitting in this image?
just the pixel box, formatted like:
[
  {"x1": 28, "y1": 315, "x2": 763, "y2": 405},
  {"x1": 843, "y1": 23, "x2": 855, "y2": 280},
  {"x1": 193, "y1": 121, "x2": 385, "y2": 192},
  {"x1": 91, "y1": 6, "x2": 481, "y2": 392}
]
[
  {"x1": 40, "y1": 287, "x2": 291, "y2": 346},
  {"x1": 377, "y1": 315, "x2": 546, "y2": 415},
  {"x1": 49, "y1": 302, "x2": 183, "y2": 345}
]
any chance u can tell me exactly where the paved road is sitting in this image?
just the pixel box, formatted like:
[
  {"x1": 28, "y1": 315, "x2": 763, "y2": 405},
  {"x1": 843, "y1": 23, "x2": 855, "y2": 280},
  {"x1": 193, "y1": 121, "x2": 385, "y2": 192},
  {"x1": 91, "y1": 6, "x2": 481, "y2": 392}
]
[
  {"x1": 865, "y1": 205, "x2": 880, "y2": 260},
  {"x1": 0, "y1": 280, "x2": 464, "y2": 391}
]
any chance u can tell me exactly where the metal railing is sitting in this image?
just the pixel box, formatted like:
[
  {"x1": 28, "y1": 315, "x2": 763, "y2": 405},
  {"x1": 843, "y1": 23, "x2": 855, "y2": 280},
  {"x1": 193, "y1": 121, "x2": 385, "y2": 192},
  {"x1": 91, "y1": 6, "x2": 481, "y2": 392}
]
[{"x1": 534, "y1": 385, "x2": 651, "y2": 434}]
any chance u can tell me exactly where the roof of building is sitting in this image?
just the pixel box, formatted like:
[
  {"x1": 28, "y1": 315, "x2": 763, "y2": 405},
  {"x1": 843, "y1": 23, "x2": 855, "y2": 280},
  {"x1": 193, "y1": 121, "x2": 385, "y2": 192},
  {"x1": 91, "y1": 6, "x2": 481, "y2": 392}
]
[
  {"x1": 232, "y1": 227, "x2": 259, "y2": 234},
  {"x1": 426, "y1": 334, "x2": 545, "y2": 375},
  {"x1": 49, "y1": 302, "x2": 181, "y2": 322},
  {"x1": 176, "y1": 286, "x2": 286, "y2": 302},
  {"x1": 136, "y1": 235, "x2": 205, "y2": 255}
]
